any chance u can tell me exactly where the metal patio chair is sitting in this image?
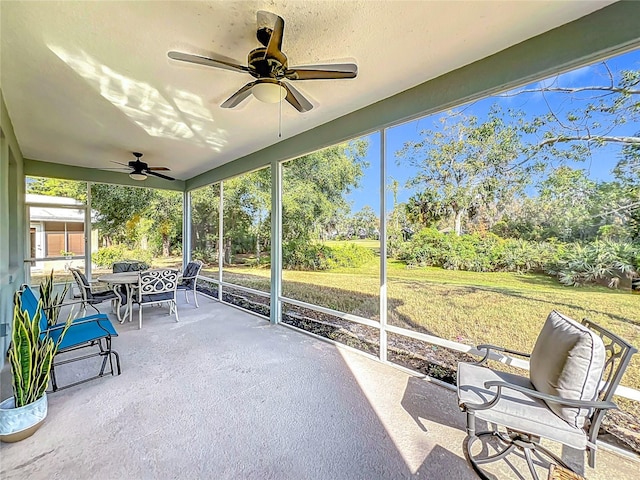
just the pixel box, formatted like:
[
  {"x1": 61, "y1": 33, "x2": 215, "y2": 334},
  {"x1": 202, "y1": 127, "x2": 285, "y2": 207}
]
[
  {"x1": 69, "y1": 267, "x2": 120, "y2": 316},
  {"x1": 134, "y1": 269, "x2": 179, "y2": 329},
  {"x1": 19, "y1": 285, "x2": 121, "y2": 392},
  {"x1": 457, "y1": 310, "x2": 636, "y2": 480},
  {"x1": 177, "y1": 260, "x2": 203, "y2": 307}
]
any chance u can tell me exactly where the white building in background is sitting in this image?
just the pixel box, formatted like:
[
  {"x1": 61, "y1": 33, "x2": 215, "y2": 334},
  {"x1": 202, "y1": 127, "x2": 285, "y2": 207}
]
[{"x1": 26, "y1": 194, "x2": 98, "y2": 272}]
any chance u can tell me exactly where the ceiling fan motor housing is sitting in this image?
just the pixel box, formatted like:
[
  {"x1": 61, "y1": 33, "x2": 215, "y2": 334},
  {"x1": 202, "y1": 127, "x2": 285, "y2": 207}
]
[{"x1": 248, "y1": 48, "x2": 287, "y2": 78}]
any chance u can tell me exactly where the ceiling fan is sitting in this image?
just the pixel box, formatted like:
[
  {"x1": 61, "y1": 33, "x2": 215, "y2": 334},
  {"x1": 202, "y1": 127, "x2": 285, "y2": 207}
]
[
  {"x1": 110, "y1": 152, "x2": 175, "y2": 181},
  {"x1": 167, "y1": 10, "x2": 357, "y2": 112}
]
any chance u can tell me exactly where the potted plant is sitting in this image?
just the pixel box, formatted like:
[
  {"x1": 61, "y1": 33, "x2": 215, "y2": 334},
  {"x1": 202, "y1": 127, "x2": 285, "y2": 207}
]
[{"x1": 0, "y1": 290, "x2": 71, "y2": 442}]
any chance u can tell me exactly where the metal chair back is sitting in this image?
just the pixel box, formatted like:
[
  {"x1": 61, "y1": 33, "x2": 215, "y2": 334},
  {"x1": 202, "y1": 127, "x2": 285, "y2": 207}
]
[{"x1": 581, "y1": 318, "x2": 637, "y2": 462}]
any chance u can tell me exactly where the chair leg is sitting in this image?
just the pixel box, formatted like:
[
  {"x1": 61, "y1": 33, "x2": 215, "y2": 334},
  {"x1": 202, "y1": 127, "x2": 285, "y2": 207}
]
[
  {"x1": 139, "y1": 303, "x2": 143, "y2": 329},
  {"x1": 105, "y1": 336, "x2": 121, "y2": 376},
  {"x1": 97, "y1": 339, "x2": 109, "y2": 377},
  {"x1": 50, "y1": 362, "x2": 59, "y2": 392},
  {"x1": 464, "y1": 429, "x2": 575, "y2": 480},
  {"x1": 193, "y1": 288, "x2": 199, "y2": 308},
  {"x1": 115, "y1": 300, "x2": 123, "y2": 324},
  {"x1": 185, "y1": 290, "x2": 189, "y2": 304},
  {"x1": 112, "y1": 348, "x2": 121, "y2": 375},
  {"x1": 173, "y1": 300, "x2": 179, "y2": 322},
  {"x1": 47, "y1": 339, "x2": 122, "y2": 392}
]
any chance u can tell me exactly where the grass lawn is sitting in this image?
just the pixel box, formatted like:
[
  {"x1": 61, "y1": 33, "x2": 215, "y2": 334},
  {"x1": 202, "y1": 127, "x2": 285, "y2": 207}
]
[{"x1": 205, "y1": 252, "x2": 640, "y2": 413}]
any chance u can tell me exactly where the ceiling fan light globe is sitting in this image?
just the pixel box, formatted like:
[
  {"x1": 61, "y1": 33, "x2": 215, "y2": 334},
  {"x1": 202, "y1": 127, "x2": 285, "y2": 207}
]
[
  {"x1": 252, "y1": 82, "x2": 286, "y2": 103},
  {"x1": 129, "y1": 172, "x2": 147, "y2": 181}
]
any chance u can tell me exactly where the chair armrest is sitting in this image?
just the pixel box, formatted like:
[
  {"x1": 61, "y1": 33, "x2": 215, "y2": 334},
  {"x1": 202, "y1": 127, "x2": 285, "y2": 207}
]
[
  {"x1": 474, "y1": 344, "x2": 531, "y2": 365},
  {"x1": 470, "y1": 380, "x2": 618, "y2": 412}
]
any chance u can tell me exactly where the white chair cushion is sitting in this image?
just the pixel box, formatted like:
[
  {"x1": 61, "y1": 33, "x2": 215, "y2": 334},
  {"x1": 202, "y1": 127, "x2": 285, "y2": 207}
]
[
  {"x1": 457, "y1": 363, "x2": 587, "y2": 449},
  {"x1": 530, "y1": 311, "x2": 605, "y2": 428}
]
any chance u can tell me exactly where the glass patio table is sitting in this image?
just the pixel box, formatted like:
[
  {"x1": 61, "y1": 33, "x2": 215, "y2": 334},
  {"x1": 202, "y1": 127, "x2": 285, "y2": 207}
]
[{"x1": 97, "y1": 272, "x2": 140, "y2": 323}]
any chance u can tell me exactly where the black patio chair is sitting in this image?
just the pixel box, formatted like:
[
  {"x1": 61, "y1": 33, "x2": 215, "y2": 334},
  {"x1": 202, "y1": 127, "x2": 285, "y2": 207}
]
[
  {"x1": 177, "y1": 260, "x2": 203, "y2": 307},
  {"x1": 69, "y1": 267, "x2": 120, "y2": 316},
  {"x1": 112, "y1": 259, "x2": 149, "y2": 273}
]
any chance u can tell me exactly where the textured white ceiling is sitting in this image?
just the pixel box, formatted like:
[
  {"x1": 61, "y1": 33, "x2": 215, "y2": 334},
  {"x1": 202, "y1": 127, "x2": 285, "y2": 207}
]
[{"x1": 0, "y1": 1, "x2": 614, "y2": 180}]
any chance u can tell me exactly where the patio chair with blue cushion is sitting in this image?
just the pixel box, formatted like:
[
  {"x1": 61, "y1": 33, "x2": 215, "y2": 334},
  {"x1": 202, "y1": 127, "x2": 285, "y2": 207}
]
[
  {"x1": 457, "y1": 310, "x2": 636, "y2": 480},
  {"x1": 19, "y1": 285, "x2": 121, "y2": 392},
  {"x1": 134, "y1": 269, "x2": 179, "y2": 329},
  {"x1": 177, "y1": 260, "x2": 203, "y2": 307},
  {"x1": 69, "y1": 267, "x2": 119, "y2": 316}
]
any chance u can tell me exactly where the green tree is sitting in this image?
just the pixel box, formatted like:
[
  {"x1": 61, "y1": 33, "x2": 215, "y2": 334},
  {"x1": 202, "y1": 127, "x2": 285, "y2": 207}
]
[
  {"x1": 190, "y1": 184, "x2": 220, "y2": 263},
  {"x1": 511, "y1": 62, "x2": 640, "y2": 164},
  {"x1": 613, "y1": 136, "x2": 640, "y2": 240},
  {"x1": 351, "y1": 205, "x2": 379, "y2": 239},
  {"x1": 26, "y1": 177, "x2": 86, "y2": 201},
  {"x1": 147, "y1": 190, "x2": 183, "y2": 256},
  {"x1": 222, "y1": 169, "x2": 271, "y2": 264},
  {"x1": 90, "y1": 184, "x2": 154, "y2": 246},
  {"x1": 397, "y1": 107, "x2": 526, "y2": 235},
  {"x1": 537, "y1": 166, "x2": 597, "y2": 241},
  {"x1": 405, "y1": 190, "x2": 449, "y2": 228},
  {"x1": 283, "y1": 140, "x2": 368, "y2": 243}
]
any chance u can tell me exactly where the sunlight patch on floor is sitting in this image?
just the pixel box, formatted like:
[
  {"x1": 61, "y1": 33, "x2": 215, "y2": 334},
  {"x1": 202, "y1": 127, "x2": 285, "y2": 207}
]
[{"x1": 337, "y1": 348, "x2": 454, "y2": 474}]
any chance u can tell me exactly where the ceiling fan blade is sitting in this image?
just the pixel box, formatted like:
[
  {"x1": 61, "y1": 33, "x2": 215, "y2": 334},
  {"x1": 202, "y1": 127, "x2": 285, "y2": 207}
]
[
  {"x1": 110, "y1": 160, "x2": 130, "y2": 167},
  {"x1": 281, "y1": 82, "x2": 313, "y2": 113},
  {"x1": 147, "y1": 167, "x2": 171, "y2": 171},
  {"x1": 168, "y1": 51, "x2": 249, "y2": 74},
  {"x1": 221, "y1": 81, "x2": 257, "y2": 108},
  {"x1": 145, "y1": 170, "x2": 175, "y2": 181},
  {"x1": 285, "y1": 64, "x2": 358, "y2": 80},
  {"x1": 263, "y1": 12, "x2": 284, "y2": 59}
]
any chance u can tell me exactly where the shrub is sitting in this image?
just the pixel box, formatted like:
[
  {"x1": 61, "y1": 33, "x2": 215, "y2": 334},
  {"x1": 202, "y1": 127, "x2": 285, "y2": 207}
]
[
  {"x1": 326, "y1": 243, "x2": 375, "y2": 269},
  {"x1": 92, "y1": 245, "x2": 152, "y2": 268},
  {"x1": 397, "y1": 228, "x2": 445, "y2": 267},
  {"x1": 498, "y1": 239, "x2": 560, "y2": 273},
  {"x1": 397, "y1": 228, "x2": 562, "y2": 274},
  {"x1": 548, "y1": 240, "x2": 639, "y2": 288},
  {"x1": 192, "y1": 247, "x2": 218, "y2": 264},
  {"x1": 283, "y1": 240, "x2": 374, "y2": 270},
  {"x1": 283, "y1": 240, "x2": 330, "y2": 270}
]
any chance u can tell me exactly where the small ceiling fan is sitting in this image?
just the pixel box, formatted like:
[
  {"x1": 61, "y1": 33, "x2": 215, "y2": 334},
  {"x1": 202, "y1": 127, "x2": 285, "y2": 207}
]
[
  {"x1": 110, "y1": 152, "x2": 175, "y2": 181},
  {"x1": 167, "y1": 10, "x2": 357, "y2": 112}
]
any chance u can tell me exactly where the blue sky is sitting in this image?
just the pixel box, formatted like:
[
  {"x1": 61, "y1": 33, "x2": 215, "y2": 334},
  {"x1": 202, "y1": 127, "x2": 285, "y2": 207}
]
[{"x1": 347, "y1": 47, "x2": 640, "y2": 215}]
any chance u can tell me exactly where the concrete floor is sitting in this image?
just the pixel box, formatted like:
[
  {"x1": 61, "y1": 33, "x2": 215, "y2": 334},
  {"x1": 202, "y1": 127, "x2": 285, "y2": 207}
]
[{"x1": 1, "y1": 295, "x2": 638, "y2": 479}]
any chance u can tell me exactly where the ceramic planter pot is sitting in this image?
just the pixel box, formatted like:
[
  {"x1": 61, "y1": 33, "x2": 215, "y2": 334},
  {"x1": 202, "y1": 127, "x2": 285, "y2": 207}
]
[{"x1": 0, "y1": 393, "x2": 48, "y2": 443}]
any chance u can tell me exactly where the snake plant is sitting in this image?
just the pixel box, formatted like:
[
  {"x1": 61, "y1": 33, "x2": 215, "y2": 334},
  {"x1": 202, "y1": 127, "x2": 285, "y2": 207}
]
[
  {"x1": 8, "y1": 293, "x2": 71, "y2": 407},
  {"x1": 39, "y1": 270, "x2": 69, "y2": 327}
]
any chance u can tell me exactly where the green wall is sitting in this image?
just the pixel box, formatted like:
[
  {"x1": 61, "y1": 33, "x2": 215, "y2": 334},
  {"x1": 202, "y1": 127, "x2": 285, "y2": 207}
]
[{"x1": 0, "y1": 89, "x2": 26, "y2": 361}]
